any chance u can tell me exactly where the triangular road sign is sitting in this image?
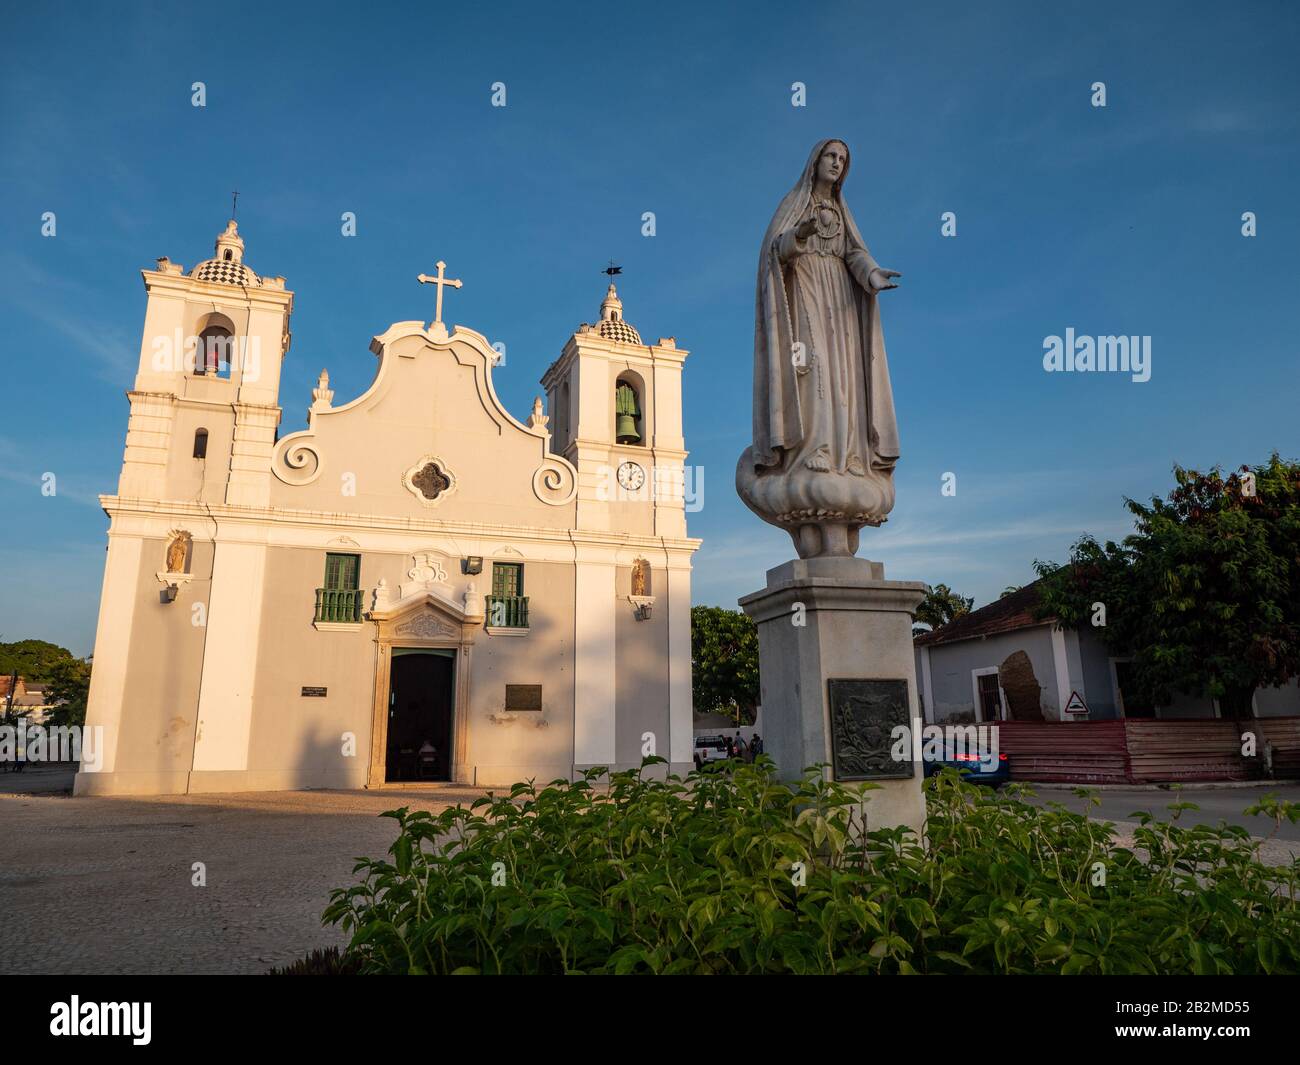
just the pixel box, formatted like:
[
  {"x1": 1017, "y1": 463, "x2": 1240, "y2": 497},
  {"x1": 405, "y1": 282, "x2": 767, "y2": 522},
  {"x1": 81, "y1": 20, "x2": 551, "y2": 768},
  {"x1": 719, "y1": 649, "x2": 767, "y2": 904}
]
[{"x1": 1064, "y1": 690, "x2": 1089, "y2": 715}]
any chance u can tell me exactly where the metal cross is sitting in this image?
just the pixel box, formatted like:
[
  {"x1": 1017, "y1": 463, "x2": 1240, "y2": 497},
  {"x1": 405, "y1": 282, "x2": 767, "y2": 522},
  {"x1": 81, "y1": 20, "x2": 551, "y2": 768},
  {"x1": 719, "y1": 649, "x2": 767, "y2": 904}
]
[
  {"x1": 231, "y1": 190, "x2": 239, "y2": 219},
  {"x1": 417, "y1": 260, "x2": 463, "y2": 326}
]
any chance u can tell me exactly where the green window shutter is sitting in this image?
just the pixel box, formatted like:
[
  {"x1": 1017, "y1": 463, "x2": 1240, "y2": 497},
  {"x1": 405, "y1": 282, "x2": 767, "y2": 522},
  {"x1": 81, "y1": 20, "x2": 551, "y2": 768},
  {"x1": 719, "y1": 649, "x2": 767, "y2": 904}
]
[
  {"x1": 492, "y1": 562, "x2": 523, "y2": 598},
  {"x1": 324, "y1": 553, "x2": 360, "y2": 590}
]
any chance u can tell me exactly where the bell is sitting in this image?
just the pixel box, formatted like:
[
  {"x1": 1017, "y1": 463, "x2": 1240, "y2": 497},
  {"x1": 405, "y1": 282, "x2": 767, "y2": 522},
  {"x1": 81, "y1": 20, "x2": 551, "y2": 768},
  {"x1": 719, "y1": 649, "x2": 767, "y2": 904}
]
[{"x1": 616, "y1": 413, "x2": 641, "y2": 443}]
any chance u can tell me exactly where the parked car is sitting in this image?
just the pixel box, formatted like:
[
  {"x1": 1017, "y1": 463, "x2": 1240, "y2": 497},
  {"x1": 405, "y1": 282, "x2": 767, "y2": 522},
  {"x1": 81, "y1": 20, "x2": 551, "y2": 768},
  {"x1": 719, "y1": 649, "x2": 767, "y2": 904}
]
[
  {"x1": 922, "y1": 743, "x2": 1009, "y2": 787},
  {"x1": 693, "y1": 735, "x2": 730, "y2": 769}
]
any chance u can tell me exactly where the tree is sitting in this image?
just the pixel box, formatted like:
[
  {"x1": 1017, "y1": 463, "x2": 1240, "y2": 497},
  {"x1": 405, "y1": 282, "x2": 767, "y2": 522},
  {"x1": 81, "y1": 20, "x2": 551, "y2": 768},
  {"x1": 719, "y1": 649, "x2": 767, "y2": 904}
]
[
  {"x1": 1000, "y1": 585, "x2": 1023, "y2": 599},
  {"x1": 690, "y1": 606, "x2": 759, "y2": 725},
  {"x1": 1035, "y1": 454, "x2": 1300, "y2": 718},
  {"x1": 44, "y1": 656, "x2": 91, "y2": 728},
  {"x1": 913, "y1": 583, "x2": 973, "y2": 636},
  {"x1": 0, "y1": 639, "x2": 80, "y2": 683}
]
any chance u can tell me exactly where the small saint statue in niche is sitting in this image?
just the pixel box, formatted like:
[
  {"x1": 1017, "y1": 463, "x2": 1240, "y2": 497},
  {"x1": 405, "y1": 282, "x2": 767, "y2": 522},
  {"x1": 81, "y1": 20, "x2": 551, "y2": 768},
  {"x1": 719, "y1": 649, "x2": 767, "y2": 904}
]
[
  {"x1": 165, "y1": 532, "x2": 190, "y2": 574},
  {"x1": 736, "y1": 139, "x2": 903, "y2": 560},
  {"x1": 631, "y1": 558, "x2": 650, "y2": 597}
]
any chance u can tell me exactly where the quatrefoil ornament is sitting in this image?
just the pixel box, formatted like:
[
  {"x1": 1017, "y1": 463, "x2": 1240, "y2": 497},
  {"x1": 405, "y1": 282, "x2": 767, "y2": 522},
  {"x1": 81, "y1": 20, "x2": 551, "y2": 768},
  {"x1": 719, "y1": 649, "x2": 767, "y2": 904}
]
[{"x1": 402, "y1": 455, "x2": 458, "y2": 507}]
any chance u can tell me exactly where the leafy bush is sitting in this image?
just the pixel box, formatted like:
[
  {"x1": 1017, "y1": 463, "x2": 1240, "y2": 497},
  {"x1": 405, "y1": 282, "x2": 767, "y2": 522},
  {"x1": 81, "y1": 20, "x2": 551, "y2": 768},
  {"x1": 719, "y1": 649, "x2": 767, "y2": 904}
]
[{"x1": 323, "y1": 759, "x2": 1300, "y2": 974}]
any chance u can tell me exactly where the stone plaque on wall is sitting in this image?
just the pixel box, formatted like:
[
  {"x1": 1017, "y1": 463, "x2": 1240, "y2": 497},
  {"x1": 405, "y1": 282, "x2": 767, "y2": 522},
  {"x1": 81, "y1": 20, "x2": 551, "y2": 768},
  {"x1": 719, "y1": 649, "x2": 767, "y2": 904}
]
[
  {"x1": 505, "y1": 684, "x2": 542, "y2": 711},
  {"x1": 826, "y1": 679, "x2": 913, "y2": 781}
]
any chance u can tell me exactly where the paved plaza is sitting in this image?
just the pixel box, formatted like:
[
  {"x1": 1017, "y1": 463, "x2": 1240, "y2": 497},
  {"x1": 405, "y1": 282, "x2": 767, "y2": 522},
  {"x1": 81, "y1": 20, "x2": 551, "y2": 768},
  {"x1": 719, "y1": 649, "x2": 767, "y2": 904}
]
[
  {"x1": 1025, "y1": 783, "x2": 1300, "y2": 842},
  {"x1": 2, "y1": 767, "x2": 1297, "y2": 975},
  {"x1": 0, "y1": 767, "x2": 485, "y2": 975}
]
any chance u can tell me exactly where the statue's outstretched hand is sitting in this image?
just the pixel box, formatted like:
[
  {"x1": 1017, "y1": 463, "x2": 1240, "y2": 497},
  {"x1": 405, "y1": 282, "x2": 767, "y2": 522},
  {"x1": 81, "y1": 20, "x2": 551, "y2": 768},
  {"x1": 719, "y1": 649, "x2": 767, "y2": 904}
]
[
  {"x1": 869, "y1": 267, "x2": 901, "y2": 292},
  {"x1": 795, "y1": 217, "x2": 819, "y2": 240}
]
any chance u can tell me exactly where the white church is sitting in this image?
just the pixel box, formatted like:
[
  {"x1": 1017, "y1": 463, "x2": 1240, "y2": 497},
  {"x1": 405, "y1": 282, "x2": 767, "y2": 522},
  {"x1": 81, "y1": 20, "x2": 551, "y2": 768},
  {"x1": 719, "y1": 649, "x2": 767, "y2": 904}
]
[{"x1": 76, "y1": 220, "x2": 699, "y2": 796}]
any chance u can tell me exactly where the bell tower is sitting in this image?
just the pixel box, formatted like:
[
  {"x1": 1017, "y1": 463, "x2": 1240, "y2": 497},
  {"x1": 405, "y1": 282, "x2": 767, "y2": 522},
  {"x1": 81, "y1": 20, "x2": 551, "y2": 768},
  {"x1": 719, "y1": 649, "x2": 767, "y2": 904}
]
[
  {"x1": 540, "y1": 283, "x2": 689, "y2": 537},
  {"x1": 119, "y1": 220, "x2": 294, "y2": 507}
]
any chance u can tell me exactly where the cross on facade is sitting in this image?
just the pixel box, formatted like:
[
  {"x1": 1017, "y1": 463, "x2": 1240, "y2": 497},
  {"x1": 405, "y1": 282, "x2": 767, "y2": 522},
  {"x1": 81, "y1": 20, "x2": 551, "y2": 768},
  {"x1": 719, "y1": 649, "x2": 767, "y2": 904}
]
[{"x1": 417, "y1": 260, "x2": 463, "y2": 327}]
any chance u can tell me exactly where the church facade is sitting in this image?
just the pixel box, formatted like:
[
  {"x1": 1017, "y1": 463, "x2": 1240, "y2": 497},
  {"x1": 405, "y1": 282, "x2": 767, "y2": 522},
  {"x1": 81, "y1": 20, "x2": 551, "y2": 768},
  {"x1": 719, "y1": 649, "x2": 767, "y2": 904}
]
[{"x1": 76, "y1": 222, "x2": 699, "y2": 796}]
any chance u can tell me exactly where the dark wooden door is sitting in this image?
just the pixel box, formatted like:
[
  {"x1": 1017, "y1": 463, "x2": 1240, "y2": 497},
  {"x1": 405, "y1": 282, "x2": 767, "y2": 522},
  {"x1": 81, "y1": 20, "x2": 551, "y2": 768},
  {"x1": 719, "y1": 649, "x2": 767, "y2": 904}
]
[{"x1": 386, "y1": 653, "x2": 455, "y2": 781}]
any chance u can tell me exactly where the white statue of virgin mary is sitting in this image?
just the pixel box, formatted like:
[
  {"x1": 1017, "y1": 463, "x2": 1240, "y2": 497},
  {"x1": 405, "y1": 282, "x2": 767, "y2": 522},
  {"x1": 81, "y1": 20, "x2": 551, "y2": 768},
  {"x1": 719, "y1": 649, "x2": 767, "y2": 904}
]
[{"x1": 736, "y1": 139, "x2": 902, "y2": 559}]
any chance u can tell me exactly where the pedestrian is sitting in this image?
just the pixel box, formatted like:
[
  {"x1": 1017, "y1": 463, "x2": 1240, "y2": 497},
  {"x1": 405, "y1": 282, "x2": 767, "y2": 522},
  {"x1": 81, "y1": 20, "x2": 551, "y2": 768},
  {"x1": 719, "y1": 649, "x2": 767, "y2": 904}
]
[
  {"x1": 751, "y1": 733, "x2": 764, "y2": 759},
  {"x1": 735, "y1": 734, "x2": 749, "y2": 762}
]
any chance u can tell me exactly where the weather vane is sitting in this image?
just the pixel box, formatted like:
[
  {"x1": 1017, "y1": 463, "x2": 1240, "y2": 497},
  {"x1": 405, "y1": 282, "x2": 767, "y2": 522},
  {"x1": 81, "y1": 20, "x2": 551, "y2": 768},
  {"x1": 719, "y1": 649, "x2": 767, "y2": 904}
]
[
  {"x1": 231, "y1": 189, "x2": 239, "y2": 220},
  {"x1": 603, "y1": 260, "x2": 622, "y2": 277}
]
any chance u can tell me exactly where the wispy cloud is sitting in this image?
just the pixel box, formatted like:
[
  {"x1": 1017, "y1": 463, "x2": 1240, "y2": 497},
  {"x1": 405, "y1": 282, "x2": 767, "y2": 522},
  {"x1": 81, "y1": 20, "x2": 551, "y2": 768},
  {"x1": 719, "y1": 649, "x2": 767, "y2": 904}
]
[
  {"x1": 0, "y1": 252, "x2": 136, "y2": 382},
  {"x1": 18, "y1": 302, "x2": 135, "y2": 383}
]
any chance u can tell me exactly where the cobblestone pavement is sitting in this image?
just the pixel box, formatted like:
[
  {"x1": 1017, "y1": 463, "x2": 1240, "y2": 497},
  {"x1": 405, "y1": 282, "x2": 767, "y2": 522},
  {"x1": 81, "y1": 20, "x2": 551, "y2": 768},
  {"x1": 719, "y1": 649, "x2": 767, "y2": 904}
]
[{"x1": 0, "y1": 773, "x2": 491, "y2": 975}]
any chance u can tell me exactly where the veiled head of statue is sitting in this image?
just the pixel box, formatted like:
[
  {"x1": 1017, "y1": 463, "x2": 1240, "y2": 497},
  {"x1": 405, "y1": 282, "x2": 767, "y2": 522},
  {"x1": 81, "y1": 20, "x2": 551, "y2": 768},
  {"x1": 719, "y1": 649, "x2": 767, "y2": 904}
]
[{"x1": 812, "y1": 140, "x2": 850, "y2": 190}]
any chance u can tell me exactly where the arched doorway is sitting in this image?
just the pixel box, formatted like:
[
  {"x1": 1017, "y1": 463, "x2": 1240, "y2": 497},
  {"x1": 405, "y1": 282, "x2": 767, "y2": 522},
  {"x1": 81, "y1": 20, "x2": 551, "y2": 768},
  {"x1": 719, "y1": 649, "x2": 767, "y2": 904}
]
[
  {"x1": 366, "y1": 590, "x2": 483, "y2": 787},
  {"x1": 386, "y1": 649, "x2": 455, "y2": 781}
]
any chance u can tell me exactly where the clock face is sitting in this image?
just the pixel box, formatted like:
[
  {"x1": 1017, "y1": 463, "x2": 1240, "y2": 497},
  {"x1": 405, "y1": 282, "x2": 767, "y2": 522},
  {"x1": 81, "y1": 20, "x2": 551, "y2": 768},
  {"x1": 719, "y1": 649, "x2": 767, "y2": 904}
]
[{"x1": 617, "y1": 461, "x2": 646, "y2": 491}]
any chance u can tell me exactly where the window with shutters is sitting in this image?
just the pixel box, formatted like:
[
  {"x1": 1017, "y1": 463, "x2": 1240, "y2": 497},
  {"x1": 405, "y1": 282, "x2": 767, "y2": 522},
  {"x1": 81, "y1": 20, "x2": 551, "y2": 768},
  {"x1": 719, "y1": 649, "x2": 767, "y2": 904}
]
[
  {"x1": 487, "y1": 562, "x2": 528, "y2": 630},
  {"x1": 324, "y1": 553, "x2": 359, "y2": 590},
  {"x1": 315, "y1": 553, "x2": 362, "y2": 624},
  {"x1": 491, "y1": 562, "x2": 523, "y2": 598}
]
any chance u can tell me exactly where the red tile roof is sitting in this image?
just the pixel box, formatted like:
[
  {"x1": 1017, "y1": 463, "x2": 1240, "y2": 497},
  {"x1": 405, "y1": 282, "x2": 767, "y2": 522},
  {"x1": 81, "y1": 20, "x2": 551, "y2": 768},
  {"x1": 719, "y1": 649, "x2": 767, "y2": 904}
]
[{"x1": 913, "y1": 580, "x2": 1054, "y2": 647}]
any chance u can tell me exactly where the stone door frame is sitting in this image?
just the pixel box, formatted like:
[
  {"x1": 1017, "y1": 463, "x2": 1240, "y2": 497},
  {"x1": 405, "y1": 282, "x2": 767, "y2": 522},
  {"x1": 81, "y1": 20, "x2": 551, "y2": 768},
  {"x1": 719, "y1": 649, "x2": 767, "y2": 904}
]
[{"x1": 366, "y1": 591, "x2": 482, "y2": 787}]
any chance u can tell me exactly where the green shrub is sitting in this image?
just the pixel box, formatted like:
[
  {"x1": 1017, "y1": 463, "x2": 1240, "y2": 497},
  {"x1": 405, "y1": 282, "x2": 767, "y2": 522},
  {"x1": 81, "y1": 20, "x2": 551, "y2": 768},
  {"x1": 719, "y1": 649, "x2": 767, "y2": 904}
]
[
  {"x1": 268, "y1": 945, "x2": 361, "y2": 975},
  {"x1": 323, "y1": 759, "x2": 1300, "y2": 974}
]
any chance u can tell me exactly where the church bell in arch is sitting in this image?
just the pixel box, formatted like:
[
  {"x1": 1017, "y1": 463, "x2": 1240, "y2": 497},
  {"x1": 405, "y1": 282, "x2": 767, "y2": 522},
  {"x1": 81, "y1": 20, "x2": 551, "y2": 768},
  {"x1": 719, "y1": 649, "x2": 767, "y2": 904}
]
[{"x1": 615, "y1": 382, "x2": 641, "y2": 443}]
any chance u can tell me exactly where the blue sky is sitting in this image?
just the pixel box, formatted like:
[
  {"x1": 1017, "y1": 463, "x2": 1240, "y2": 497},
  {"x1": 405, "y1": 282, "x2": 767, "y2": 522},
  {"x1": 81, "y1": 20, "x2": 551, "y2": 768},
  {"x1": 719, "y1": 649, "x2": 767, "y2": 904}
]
[{"x1": 1, "y1": 1, "x2": 1297, "y2": 656}]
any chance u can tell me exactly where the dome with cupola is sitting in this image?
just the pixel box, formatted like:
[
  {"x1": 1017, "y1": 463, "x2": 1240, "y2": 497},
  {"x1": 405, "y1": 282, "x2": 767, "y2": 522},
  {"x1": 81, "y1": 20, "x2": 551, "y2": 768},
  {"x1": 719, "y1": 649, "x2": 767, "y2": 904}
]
[
  {"x1": 190, "y1": 220, "x2": 260, "y2": 287},
  {"x1": 588, "y1": 283, "x2": 641, "y2": 344}
]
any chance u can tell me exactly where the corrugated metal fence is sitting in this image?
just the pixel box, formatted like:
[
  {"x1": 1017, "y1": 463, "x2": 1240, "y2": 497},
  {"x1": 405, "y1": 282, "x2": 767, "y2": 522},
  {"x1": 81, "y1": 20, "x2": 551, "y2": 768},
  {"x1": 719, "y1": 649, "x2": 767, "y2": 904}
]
[{"x1": 991, "y1": 719, "x2": 1300, "y2": 784}]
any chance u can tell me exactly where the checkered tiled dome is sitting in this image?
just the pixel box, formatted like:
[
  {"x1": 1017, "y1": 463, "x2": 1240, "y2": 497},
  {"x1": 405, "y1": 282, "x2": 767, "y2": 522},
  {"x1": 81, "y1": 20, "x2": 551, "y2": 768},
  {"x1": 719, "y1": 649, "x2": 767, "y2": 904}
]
[
  {"x1": 190, "y1": 219, "x2": 260, "y2": 287},
  {"x1": 596, "y1": 316, "x2": 641, "y2": 344},
  {"x1": 192, "y1": 257, "x2": 260, "y2": 286},
  {"x1": 590, "y1": 283, "x2": 642, "y2": 344}
]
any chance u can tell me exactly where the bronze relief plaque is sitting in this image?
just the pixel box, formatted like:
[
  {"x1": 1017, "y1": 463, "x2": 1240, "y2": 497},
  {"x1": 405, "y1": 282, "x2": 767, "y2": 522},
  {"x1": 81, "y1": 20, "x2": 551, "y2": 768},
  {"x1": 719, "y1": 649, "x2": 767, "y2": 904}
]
[
  {"x1": 827, "y1": 679, "x2": 913, "y2": 781},
  {"x1": 505, "y1": 684, "x2": 542, "y2": 712}
]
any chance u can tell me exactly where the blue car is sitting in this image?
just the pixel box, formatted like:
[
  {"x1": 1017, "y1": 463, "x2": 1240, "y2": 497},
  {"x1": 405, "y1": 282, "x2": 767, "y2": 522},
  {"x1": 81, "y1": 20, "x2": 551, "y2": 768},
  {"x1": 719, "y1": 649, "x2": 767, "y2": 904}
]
[{"x1": 922, "y1": 743, "x2": 1010, "y2": 787}]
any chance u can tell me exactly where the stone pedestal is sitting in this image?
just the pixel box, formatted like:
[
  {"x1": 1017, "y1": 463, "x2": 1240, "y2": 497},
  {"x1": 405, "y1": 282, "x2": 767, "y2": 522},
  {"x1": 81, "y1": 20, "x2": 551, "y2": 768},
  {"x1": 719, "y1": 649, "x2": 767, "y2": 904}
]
[{"x1": 739, "y1": 557, "x2": 927, "y2": 834}]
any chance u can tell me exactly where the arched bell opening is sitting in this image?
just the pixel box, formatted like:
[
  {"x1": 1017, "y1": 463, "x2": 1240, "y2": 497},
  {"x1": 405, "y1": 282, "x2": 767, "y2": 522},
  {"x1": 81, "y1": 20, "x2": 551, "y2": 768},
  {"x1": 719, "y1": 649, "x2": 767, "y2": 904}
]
[
  {"x1": 614, "y1": 371, "x2": 645, "y2": 446},
  {"x1": 194, "y1": 311, "x2": 237, "y2": 378}
]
